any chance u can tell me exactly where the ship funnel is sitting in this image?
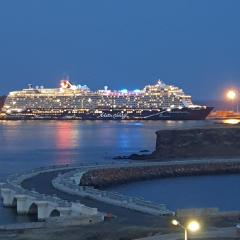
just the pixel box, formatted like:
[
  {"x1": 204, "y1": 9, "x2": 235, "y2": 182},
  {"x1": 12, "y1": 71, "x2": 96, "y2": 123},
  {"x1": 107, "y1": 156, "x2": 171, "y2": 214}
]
[{"x1": 60, "y1": 80, "x2": 72, "y2": 89}]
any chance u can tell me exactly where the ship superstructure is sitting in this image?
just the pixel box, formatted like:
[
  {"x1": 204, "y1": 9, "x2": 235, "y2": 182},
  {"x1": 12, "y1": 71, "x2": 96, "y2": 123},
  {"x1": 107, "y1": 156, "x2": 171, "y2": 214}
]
[{"x1": 1, "y1": 80, "x2": 213, "y2": 120}]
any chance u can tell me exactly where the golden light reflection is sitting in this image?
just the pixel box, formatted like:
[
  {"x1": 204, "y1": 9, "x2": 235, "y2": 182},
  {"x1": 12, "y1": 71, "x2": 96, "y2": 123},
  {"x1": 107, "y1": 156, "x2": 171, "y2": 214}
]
[
  {"x1": 55, "y1": 121, "x2": 79, "y2": 164},
  {"x1": 223, "y1": 119, "x2": 240, "y2": 125}
]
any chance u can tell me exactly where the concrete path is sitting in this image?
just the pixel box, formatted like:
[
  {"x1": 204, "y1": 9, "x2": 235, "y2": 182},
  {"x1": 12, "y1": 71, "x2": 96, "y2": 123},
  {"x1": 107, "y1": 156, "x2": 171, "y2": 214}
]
[{"x1": 21, "y1": 170, "x2": 170, "y2": 226}]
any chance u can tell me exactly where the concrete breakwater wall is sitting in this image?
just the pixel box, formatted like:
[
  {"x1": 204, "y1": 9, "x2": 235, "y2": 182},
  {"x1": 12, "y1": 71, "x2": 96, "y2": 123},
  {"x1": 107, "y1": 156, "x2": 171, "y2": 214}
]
[
  {"x1": 80, "y1": 161, "x2": 240, "y2": 187},
  {"x1": 52, "y1": 165, "x2": 173, "y2": 216},
  {"x1": 153, "y1": 127, "x2": 240, "y2": 160}
]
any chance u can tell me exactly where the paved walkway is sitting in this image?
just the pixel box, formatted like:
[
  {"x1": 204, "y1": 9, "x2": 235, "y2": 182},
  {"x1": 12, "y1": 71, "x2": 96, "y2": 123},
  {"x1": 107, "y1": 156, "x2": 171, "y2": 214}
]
[
  {"x1": 18, "y1": 160, "x2": 240, "y2": 231},
  {"x1": 21, "y1": 170, "x2": 169, "y2": 226}
]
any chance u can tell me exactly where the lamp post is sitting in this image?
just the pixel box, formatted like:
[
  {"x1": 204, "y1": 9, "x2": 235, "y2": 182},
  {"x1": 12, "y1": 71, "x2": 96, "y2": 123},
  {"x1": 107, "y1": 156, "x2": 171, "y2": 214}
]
[
  {"x1": 172, "y1": 219, "x2": 200, "y2": 240},
  {"x1": 226, "y1": 89, "x2": 238, "y2": 112}
]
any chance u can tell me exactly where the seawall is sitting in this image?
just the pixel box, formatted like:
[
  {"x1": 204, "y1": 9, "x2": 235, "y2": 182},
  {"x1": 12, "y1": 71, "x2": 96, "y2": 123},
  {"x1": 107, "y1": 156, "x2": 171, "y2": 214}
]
[
  {"x1": 125, "y1": 126, "x2": 240, "y2": 161},
  {"x1": 153, "y1": 126, "x2": 240, "y2": 160},
  {"x1": 80, "y1": 160, "x2": 240, "y2": 187}
]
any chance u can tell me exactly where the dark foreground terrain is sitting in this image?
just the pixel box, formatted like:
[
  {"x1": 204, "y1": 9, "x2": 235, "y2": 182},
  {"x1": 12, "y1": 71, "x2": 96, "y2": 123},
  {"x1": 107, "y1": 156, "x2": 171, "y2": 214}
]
[
  {"x1": 1, "y1": 170, "x2": 240, "y2": 240},
  {"x1": 0, "y1": 216, "x2": 239, "y2": 240}
]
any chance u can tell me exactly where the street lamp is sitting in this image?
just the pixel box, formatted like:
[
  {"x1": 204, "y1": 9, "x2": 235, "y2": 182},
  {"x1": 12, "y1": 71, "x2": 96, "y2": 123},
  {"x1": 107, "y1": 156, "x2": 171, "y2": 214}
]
[
  {"x1": 226, "y1": 89, "x2": 238, "y2": 112},
  {"x1": 226, "y1": 90, "x2": 237, "y2": 101},
  {"x1": 172, "y1": 219, "x2": 200, "y2": 240}
]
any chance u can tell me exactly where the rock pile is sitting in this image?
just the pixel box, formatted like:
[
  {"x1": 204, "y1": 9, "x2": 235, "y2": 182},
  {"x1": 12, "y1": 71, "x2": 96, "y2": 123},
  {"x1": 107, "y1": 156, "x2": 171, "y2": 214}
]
[{"x1": 80, "y1": 161, "x2": 240, "y2": 187}]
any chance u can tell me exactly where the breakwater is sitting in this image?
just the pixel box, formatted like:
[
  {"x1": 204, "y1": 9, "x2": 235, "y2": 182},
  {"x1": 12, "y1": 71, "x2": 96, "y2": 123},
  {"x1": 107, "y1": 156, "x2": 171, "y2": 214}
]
[
  {"x1": 80, "y1": 160, "x2": 240, "y2": 187},
  {"x1": 52, "y1": 163, "x2": 173, "y2": 216},
  {"x1": 115, "y1": 126, "x2": 240, "y2": 161},
  {"x1": 152, "y1": 126, "x2": 240, "y2": 160}
]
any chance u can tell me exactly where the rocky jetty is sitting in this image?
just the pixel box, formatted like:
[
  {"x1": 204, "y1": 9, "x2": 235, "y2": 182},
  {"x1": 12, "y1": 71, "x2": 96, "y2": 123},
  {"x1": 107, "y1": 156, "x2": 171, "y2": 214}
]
[
  {"x1": 117, "y1": 126, "x2": 240, "y2": 161},
  {"x1": 153, "y1": 126, "x2": 240, "y2": 160},
  {"x1": 80, "y1": 161, "x2": 240, "y2": 187}
]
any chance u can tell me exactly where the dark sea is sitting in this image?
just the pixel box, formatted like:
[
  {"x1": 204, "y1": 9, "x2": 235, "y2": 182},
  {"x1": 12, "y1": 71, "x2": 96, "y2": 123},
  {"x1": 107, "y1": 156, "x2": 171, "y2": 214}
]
[{"x1": 1, "y1": 120, "x2": 240, "y2": 224}]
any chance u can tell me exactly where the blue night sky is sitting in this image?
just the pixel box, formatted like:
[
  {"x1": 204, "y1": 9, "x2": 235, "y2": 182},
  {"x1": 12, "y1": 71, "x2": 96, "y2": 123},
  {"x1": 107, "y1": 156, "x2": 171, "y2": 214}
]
[{"x1": 0, "y1": 0, "x2": 240, "y2": 100}]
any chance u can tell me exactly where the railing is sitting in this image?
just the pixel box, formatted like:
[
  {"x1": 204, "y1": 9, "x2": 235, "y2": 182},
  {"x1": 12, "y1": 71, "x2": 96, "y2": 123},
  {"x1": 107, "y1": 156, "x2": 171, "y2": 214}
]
[
  {"x1": 52, "y1": 167, "x2": 173, "y2": 216},
  {"x1": 4, "y1": 159, "x2": 240, "y2": 217}
]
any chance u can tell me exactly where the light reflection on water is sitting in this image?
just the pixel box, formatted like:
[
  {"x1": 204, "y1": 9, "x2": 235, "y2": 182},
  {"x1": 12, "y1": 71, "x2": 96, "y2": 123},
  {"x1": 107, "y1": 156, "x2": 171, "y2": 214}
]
[
  {"x1": 223, "y1": 119, "x2": 240, "y2": 125},
  {"x1": 54, "y1": 121, "x2": 79, "y2": 164},
  {"x1": 0, "y1": 120, "x2": 210, "y2": 178},
  {"x1": 0, "y1": 120, "x2": 215, "y2": 223}
]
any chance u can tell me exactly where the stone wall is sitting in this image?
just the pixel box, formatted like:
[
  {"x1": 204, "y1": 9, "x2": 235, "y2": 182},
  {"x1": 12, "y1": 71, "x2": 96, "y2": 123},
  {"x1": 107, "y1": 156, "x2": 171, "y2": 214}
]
[
  {"x1": 80, "y1": 161, "x2": 240, "y2": 187},
  {"x1": 153, "y1": 127, "x2": 240, "y2": 160}
]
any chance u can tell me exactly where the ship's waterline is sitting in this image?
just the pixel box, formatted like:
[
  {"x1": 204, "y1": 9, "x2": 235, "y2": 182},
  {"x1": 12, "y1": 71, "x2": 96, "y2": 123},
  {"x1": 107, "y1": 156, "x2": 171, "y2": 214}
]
[{"x1": 1, "y1": 80, "x2": 213, "y2": 120}]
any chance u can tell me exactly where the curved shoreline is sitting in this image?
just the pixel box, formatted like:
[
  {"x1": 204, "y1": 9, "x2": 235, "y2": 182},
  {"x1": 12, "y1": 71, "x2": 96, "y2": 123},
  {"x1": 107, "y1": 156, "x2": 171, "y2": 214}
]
[
  {"x1": 2, "y1": 165, "x2": 240, "y2": 240},
  {"x1": 51, "y1": 159, "x2": 240, "y2": 216},
  {"x1": 3, "y1": 159, "x2": 240, "y2": 221}
]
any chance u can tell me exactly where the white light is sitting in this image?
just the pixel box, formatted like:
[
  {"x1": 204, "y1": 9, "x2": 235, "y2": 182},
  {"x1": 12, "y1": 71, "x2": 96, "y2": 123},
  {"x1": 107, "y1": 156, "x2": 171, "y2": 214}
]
[
  {"x1": 71, "y1": 85, "x2": 77, "y2": 90},
  {"x1": 223, "y1": 119, "x2": 240, "y2": 125},
  {"x1": 226, "y1": 90, "x2": 237, "y2": 100},
  {"x1": 133, "y1": 89, "x2": 141, "y2": 93},
  {"x1": 120, "y1": 89, "x2": 128, "y2": 94},
  {"x1": 187, "y1": 221, "x2": 200, "y2": 232},
  {"x1": 172, "y1": 219, "x2": 179, "y2": 226}
]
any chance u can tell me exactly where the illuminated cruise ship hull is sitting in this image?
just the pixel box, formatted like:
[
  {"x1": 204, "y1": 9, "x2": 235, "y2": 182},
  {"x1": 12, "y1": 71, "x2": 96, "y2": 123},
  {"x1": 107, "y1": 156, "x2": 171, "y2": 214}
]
[
  {"x1": 1, "y1": 80, "x2": 213, "y2": 120},
  {"x1": 2, "y1": 107, "x2": 213, "y2": 120}
]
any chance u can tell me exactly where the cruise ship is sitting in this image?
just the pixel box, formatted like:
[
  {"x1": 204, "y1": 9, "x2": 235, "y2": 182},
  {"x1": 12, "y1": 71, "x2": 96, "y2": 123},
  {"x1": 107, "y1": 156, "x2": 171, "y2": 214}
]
[{"x1": 1, "y1": 80, "x2": 213, "y2": 120}]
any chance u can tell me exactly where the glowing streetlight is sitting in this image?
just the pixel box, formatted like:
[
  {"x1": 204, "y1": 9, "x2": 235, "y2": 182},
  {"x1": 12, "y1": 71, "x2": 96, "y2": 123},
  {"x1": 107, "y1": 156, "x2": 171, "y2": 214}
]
[
  {"x1": 172, "y1": 219, "x2": 179, "y2": 226},
  {"x1": 187, "y1": 220, "x2": 200, "y2": 232},
  {"x1": 226, "y1": 90, "x2": 237, "y2": 100},
  {"x1": 172, "y1": 219, "x2": 200, "y2": 240},
  {"x1": 226, "y1": 89, "x2": 239, "y2": 112}
]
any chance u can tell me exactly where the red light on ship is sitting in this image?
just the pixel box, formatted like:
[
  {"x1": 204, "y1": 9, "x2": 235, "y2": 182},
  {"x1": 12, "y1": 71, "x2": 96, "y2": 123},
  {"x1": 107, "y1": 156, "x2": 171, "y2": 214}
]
[{"x1": 60, "y1": 80, "x2": 72, "y2": 89}]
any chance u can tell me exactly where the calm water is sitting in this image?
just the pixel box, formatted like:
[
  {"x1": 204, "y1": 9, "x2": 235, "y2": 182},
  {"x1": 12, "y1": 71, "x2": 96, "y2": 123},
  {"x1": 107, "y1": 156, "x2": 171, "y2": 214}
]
[
  {"x1": 106, "y1": 174, "x2": 240, "y2": 211},
  {"x1": 1, "y1": 120, "x2": 239, "y2": 224}
]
